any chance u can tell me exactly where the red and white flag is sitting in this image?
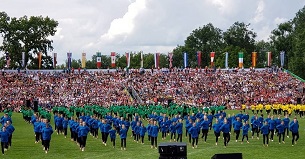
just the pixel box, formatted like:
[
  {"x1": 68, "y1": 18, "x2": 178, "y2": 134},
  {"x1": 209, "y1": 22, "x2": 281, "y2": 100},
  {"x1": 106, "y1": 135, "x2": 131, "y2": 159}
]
[
  {"x1": 96, "y1": 52, "x2": 101, "y2": 68},
  {"x1": 154, "y1": 53, "x2": 160, "y2": 68},
  {"x1": 126, "y1": 52, "x2": 130, "y2": 68},
  {"x1": 210, "y1": 52, "x2": 215, "y2": 66},
  {"x1": 168, "y1": 52, "x2": 173, "y2": 68},
  {"x1": 111, "y1": 52, "x2": 116, "y2": 68}
]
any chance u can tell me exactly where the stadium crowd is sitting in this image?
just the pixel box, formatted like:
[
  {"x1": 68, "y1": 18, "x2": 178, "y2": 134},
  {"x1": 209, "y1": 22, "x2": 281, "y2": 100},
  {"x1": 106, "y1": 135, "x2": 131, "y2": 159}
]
[
  {"x1": 129, "y1": 68, "x2": 305, "y2": 108},
  {"x1": 0, "y1": 68, "x2": 304, "y2": 112}
]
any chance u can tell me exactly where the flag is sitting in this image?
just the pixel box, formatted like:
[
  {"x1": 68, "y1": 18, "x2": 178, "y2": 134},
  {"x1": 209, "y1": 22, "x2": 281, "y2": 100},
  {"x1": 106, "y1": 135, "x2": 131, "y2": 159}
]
[
  {"x1": 225, "y1": 52, "x2": 228, "y2": 68},
  {"x1": 126, "y1": 52, "x2": 130, "y2": 68},
  {"x1": 238, "y1": 52, "x2": 243, "y2": 68},
  {"x1": 81, "y1": 53, "x2": 86, "y2": 68},
  {"x1": 22, "y1": 52, "x2": 25, "y2": 68},
  {"x1": 197, "y1": 51, "x2": 201, "y2": 67},
  {"x1": 183, "y1": 52, "x2": 188, "y2": 68},
  {"x1": 252, "y1": 52, "x2": 257, "y2": 67},
  {"x1": 168, "y1": 52, "x2": 173, "y2": 68},
  {"x1": 67, "y1": 52, "x2": 72, "y2": 69},
  {"x1": 38, "y1": 52, "x2": 42, "y2": 69},
  {"x1": 53, "y1": 53, "x2": 57, "y2": 69},
  {"x1": 5, "y1": 52, "x2": 10, "y2": 68},
  {"x1": 210, "y1": 52, "x2": 215, "y2": 66},
  {"x1": 280, "y1": 51, "x2": 285, "y2": 67},
  {"x1": 267, "y1": 52, "x2": 272, "y2": 67},
  {"x1": 154, "y1": 53, "x2": 160, "y2": 68},
  {"x1": 111, "y1": 52, "x2": 116, "y2": 68},
  {"x1": 140, "y1": 52, "x2": 143, "y2": 68},
  {"x1": 96, "y1": 52, "x2": 101, "y2": 68}
]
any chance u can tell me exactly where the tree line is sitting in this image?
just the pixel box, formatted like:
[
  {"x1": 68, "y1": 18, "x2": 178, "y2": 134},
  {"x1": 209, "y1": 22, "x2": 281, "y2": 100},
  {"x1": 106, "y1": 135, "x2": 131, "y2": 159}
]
[{"x1": 1, "y1": 6, "x2": 305, "y2": 78}]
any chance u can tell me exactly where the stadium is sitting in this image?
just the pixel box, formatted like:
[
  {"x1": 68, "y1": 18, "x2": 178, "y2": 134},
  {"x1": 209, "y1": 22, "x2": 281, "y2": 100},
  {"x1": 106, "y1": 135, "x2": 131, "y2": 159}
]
[
  {"x1": 1, "y1": 1, "x2": 305, "y2": 159},
  {"x1": 0, "y1": 67, "x2": 305, "y2": 159}
]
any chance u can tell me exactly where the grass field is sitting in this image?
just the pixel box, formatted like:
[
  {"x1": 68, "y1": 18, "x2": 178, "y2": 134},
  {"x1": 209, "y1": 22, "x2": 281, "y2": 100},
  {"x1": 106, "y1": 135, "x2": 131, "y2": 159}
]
[{"x1": 2, "y1": 111, "x2": 305, "y2": 159}]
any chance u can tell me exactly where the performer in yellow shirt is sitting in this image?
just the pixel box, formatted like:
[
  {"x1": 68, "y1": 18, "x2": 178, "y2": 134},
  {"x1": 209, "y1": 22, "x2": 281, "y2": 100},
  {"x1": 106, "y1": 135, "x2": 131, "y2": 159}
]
[
  {"x1": 287, "y1": 107, "x2": 292, "y2": 116},
  {"x1": 251, "y1": 104, "x2": 256, "y2": 114},
  {"x1": 265, "y1": 104, "x2": 271, "y2": 115},
  {"x1": 272, "y1": 104, "x2": 278, "y2": 115},
  {"x1": 296, "y1": 104, "x2": 301, "y2": 115},
  {"x1": 242, "y1": 104, "x2": 246, "y2": 112}
]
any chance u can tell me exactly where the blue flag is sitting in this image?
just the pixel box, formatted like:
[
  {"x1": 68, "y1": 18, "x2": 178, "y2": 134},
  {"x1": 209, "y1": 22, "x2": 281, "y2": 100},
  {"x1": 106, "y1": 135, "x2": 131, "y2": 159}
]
[
  {"x1": 183, "y1": 52, "x2": 188, "y2": 68},
  {"x1": 225, "y1": 52, "x2": 228, "y2": 68},
  {"x1": 280, "y1": 51, "x2": 285, "y2": 67}
]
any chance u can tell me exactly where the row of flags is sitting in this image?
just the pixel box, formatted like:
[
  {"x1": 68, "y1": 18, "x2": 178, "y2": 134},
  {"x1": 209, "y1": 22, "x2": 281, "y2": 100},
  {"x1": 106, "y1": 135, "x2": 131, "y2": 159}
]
[
  {"x1": 4, "y1": 51, "x2": 286, "y2": 69},
  {"x1": 181, "y1": 51, "x2": 282, "y2": 68}
]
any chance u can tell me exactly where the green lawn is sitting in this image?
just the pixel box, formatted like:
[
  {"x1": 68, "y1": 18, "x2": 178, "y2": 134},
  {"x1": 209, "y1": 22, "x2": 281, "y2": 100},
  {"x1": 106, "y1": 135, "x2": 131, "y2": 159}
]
[{"x1": 3, "y1": 111, "x2": 305, "y2": 159}]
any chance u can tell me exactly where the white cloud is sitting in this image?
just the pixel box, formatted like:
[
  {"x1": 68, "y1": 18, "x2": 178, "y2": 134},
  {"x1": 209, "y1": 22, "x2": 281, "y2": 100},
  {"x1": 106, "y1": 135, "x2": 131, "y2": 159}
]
[
  {"x1": 210, "y1": 0, "x2": 235, "y2": 15},
  {"x1": 274, "y1": 17, "x2": 288, "y2": 25},
  {"x1": 100, "y1": 0, "x2": 146, "y2": 42},
  {"x1": 252, "y1": 0, "x2": 265, "y2": 23}
]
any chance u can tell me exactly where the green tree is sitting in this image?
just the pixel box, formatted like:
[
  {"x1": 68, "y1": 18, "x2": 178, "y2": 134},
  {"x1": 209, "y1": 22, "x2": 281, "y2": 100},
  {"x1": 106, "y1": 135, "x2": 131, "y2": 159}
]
[
  {"x1": 159, "y1": 53, "x2": 168, "y2": 68},
  {"x1": 0, "y1": 12, "x2": 58, "y2": 69},
  {"x1": 57, "y1": 63, "x2": 65, "y2": 69},
  {"x1": 101, "y1": 55, "x2": 110, "y2": 69},
  {"x1": 290, "y1": 6, "x2": 305, "y2": 79},
  {"x1": 143, "y1": 53, "x2": 154, "y2": 69},
  {"x1": 182, "y1": 23, "x2": 224, "y2": 68},
  {"x1": 0, "y1": 56, "x2": 6, "y2": 68},
  {"x1": 270, "y1": 22, "x2": 293, "y2": 69},
  {"x1": 116, "y1": 54, "x2": 127, "y2": 68},
  {"x1": 223, "y1": 22, "x2": 256, "y2": 68},
  {"x1": 71, "y1": 59, "x2": 81, "y2": 69},
  {"x1": 85, "y1": 55, "x2": 97, "y2": 69},
  {"x1": 172, "y1": 45, "x2": 185, "y2": 68},
  {"x1": 130, "y1": 52, "x2": 141, "y2": 68}
]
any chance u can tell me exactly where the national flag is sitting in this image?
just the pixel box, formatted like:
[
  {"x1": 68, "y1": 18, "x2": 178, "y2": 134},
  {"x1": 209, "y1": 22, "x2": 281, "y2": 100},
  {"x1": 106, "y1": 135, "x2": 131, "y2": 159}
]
[
  {"x1": 7, "y1": 59, "x2": 10, "y2": 68},
  {"x1": 210, "y1": 52, "x2": 215, "y2": 66},
  {"x1": 5, "y1": 52, "x2": 10, "y2": 68},
  {"x1": 168, "y1": 52, "x2": 173, "y2": 68},
  {"x1": 252, "y1": 52, "x2": 257, "y2": 67},
  {"x1": 140, "y1": 52, "x2": 143, "y2": 68},
  {"x1": 225, "y1": 52, "x2": 228, "y2": 68},
  {"x1": 197, "y1": 51, "x2": 201, "y2": 67},
  {"x1": 183, "y1": 52, "x2": 188, "y2": 68},
  {"x1": 81, "y1": 53, "x2": 86, "y2": 68},
  {"x1": 280, "y1": 51, "x2": 285, "y2": 67},
  {"x1": 53, "y1": 53, "x2": 57, "y2": 69},
  {"x1": 22, "y1": 52, "x2": 25, "y2": 68},
  {"x1": 126, "y1": 52, "x2": 130, "y2": 68},
  {"x1": 38, "y1": 52, "x2": 42, "y2": 69},
  {"x1": 111, "y1": 52, "x2": 116, "y2": 68},
  {"x1": 96, "y1": 52, "x2": 101, "y2": 68},
  {"x1": 238, "y1": 52, "x2": 243, "y2": 68},
  {"x1": 154, "y1": 53, "x2": 160, "y2": 68},
  {"x1": 67, "y1": 52, "x2": 72, "y2": 69},
  {"x1": 267, "y1": 52, "x2": 272, "y2": 67}
]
